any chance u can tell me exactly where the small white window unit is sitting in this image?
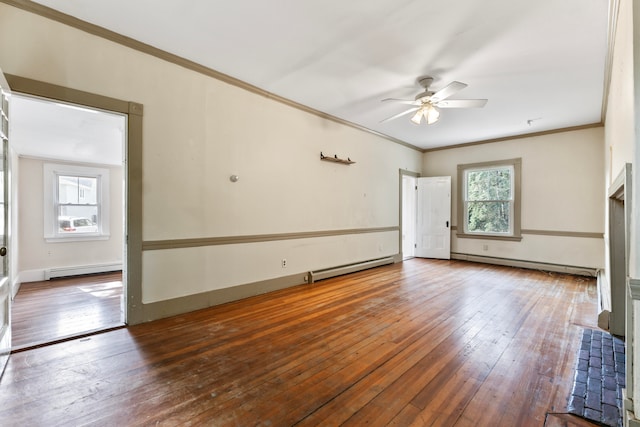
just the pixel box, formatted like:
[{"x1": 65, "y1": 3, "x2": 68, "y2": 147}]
[{"x1": 44, "y1": 163, "x2": 110, "y2": 242}]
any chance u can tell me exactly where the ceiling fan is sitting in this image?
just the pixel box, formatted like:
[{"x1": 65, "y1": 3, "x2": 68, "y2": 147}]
[{"x1": 381, "y1": 77, "x2": 487, "y2": 125}]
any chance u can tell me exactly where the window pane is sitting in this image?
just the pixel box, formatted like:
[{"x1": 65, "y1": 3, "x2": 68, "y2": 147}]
[
  {"x1": 58, "y1": 206, "x2": 98, "y2": 233},
  {"x1": 58, "y1": 175, "x2": 78, "y2": 204},
  {"x1": 467, "y1": 201, "x2": 511, "y2": 233},
  {"x1": 58, "y1": 175, "x2": 98, "y2": 205},
  {"x1": 78, "y1": 177, "x2": 97, "y2": 204},
  {"x1": 467, "y1": 168, "x2": 511, "y2": 201}
]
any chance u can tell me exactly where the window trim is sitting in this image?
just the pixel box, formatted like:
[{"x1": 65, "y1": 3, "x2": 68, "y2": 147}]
[
  {"x1": 44, "y1": 163, "x2": 111, "y2": 242},
  {"x1": 463, "y1": 164, "x2": 514, "y2": 236},
  {"x1": 456, "y1": 158, "x2": 522, "y2": 242}
]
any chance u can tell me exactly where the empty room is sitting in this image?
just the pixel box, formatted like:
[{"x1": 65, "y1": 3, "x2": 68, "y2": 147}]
[{"x1": 0, "y1": 0, "x2": 638, "y2": 426}]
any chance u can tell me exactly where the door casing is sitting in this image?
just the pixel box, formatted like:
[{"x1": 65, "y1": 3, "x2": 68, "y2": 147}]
[{"x1": 5, "y1": 74, "x2": 144, "y2": 325}]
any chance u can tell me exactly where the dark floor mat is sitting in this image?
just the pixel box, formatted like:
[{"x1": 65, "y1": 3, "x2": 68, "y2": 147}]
[{"x1": 567, "y1": 329, "x2": 625, "y2": 427}]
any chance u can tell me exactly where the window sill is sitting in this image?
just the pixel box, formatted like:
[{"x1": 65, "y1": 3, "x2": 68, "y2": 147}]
[
  {"x1": 456, "y1": 232, "x2": 522, "y2": 242},
  {"x1": 45, "y1": 234, "x2": 111, "y2": 243}
]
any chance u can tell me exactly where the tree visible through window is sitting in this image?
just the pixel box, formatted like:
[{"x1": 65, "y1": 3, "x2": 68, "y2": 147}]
[
  {"x1": 465, "y1": 166, "x2": 512, "y2": 234},
  {"x1": 457, "y1": 158, "x2": 522, "y2": 241}
]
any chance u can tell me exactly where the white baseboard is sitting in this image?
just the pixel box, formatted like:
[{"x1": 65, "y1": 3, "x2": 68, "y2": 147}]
[
  {"x1": 11, "y1": 276, "x2": 21, "y2": 299},
  {"x1": 17, "y1": 269, "x2": 46, "y2": 284}
]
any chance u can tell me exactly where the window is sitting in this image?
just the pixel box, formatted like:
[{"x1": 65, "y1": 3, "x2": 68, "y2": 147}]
[
  {"x1": 44, "y1": 163, "x2": 110, "y2": 241},
  {"x1": 457, "y1": 158, "x2": 521, "y2": 241}
]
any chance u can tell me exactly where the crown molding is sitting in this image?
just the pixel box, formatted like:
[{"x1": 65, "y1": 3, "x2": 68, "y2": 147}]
[
  {"x1": 423, "y1": 123, "x2": 603, "y2": 153},
  {"x1": 0, "y1": 0, "x2": 422, "y2": 153}
]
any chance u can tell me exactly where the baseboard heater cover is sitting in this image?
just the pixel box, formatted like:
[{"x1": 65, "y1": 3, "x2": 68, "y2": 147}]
[
  {"x1": 308, "y1": 257, "x2": 394, "y2": 283},
  {"x1": 451, "y1": 252, "x2": 597, "y2": 277},
  {"x1": 45, "y1": 263, "x2": 122, "y2": 280}
]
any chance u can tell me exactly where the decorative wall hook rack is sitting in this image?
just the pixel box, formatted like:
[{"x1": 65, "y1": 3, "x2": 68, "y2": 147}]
[{"x1": 320, "y1": 152, "x2": 355, "y2": 165}]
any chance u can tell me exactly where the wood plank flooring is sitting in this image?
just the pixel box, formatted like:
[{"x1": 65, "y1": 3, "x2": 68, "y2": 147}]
[
  {"x1": 0, "y1": 259, "x2": 599, "y2": 426},
  {"x1": 11, "y1": 272, "x2": 123, "y2": 349}
]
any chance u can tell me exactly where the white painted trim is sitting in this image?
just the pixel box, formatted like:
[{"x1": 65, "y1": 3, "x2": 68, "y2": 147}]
[
  {"x1": 45, "y1": 234, "x2": 110, "y2": 243},
  {"x1": 17, "y1": 269, "x2": 46, "y2": 283},
  {"x1": 628, "y1": 278, "x2": 640, "y2": 300},
  {"x1": 10, "y1": 276, "x2": 20, "y2": 299},
  {"x1": 43, "y1": 162, "x2": 111, "y2": 241}
]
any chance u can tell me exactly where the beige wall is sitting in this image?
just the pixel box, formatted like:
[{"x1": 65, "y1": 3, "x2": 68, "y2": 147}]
[
  {"x1": 606, "y1": 0, "x2": 640, "y2": 418},
  {"x1": 0, "y1": 2, "x2": 611, "y2": 317},
  {"x1": 604, "y1": 0, "x2": 640, "y2": 418},
  {"x1": 423, "y1": 127, "x2": 605, "y2": 269},
  {"x1": 17, "y1": 157, "x2": 123, "y2": 280},
  {"x1": 604, "y1": 0, "x2": 635, "y2": 314},
  {"x1": 605, "y1": 0, "x2": 635, "y2": 186},
  {"x1": 0, "y1": 4, "x2": 422, "y2": 305}
]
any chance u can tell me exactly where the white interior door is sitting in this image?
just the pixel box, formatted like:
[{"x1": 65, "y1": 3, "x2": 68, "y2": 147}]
[
  {"x1": 0, "y1": 70, "x2": 11, "y2": 379},
  {"x1": 402, "y1": 175, "x2": 417, "y2": 259},
  {"x1": 416, "y1": 176, "x2": 451, "y2": 259}
]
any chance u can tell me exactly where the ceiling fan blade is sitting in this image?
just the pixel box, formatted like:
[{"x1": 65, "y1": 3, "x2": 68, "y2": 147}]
[
  {"x1": 381, "y1": 98, "x2": 421, "y2": 106},
  {"x1": 430, "y1": 81, "x2": 468, "y2": 102},
  {"x1": 436, "y1": 99, "x2": 488, "y2": 108},
  {"x1": 380, "y1": 106, "x2": 420, "y2": 123}
]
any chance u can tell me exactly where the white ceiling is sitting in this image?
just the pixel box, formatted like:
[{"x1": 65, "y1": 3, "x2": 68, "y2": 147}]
[
  {"x1": 11, "y1": 94, "x2": 125, "y2": 166},
  {"x1": 27, "y1": 0, "x2": 609, "y2": 150}
]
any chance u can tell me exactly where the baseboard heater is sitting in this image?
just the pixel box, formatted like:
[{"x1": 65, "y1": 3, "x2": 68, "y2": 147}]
[
  {"x1": 451, "y1": 252, "x2": 597, "y2": 277},
  {"x1": 307, "y1": 257, "x2": 394, "y2": 284},
  {"x1": 45, "y1": 263, "x2": 122, "y2": 280}
]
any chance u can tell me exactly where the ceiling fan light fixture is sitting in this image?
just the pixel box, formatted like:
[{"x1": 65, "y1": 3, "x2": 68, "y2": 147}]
[
  {"x1": 380, "y1": 77, "x2": 485, "y2": 126},
  {"x1": 426, "y1": 105, "x2": 440, "y2": 124},
  {"x1": 410, "y1": 109, "x2": 423, "y2": 125}
]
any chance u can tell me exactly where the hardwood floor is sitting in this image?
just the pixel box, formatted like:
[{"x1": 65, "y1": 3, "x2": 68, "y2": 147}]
[
  {"x1": 11, "y1": 272, "x2": 123, "y2": 349},
  {"x1": 0, "y1": 259, "x2": 599, "y2": 426}
]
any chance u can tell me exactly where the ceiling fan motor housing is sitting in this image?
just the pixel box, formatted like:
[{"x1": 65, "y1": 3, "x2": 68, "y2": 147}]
[
  {"x1": 417, "y1": 76, "x2": 434, "y2": 88},
  {"x1": 415, "y1": 91, "x2": 434, "y2": 102},
  {"x1": 415, "y1": 77, "x2": 435, "y2": 101}
]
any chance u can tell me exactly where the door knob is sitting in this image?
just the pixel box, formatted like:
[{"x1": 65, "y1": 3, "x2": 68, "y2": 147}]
[{"x1": 0, "y1": 247, "x2": 7, "y2": 256}]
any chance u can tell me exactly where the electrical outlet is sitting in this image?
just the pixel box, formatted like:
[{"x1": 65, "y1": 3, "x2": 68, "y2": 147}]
[
  {"x1": 282, "y1": 259, "x2": 287, "y2": 268},
  {"x1": 482, "y1": 244, "x2": 489, "y2": 251}
]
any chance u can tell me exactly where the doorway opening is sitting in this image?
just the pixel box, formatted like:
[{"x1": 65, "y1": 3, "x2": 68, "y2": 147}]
[
  {"x1": 400, "y1": 171, "x2": 418, "y2": 260},
  {"x1": 10, "y1": 93, "x2": 127, "y2": 349},
  {"x1": 400, "y1": 170, "x2": 453, "y2": 262}
]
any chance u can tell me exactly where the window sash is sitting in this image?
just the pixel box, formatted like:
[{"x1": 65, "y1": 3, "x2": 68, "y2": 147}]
[
  {"x1": 463, "y1": 165, "x2": 515, "y2": 236},
  {"x1": 58, "y1": 174, "x2": 98, "y2": 205},
  {"x1": 55, "y1": 173, "x2": 101, "y2": 236},
  {"x1": 464, "y1": 200, "x2": 513, "y2": 235},
  {"x1": 44, "y1": 163, "x2": 110, "y2": 241},
  {"x1": 463, "y1": 166, "x2": 514, "y2": 202}
]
